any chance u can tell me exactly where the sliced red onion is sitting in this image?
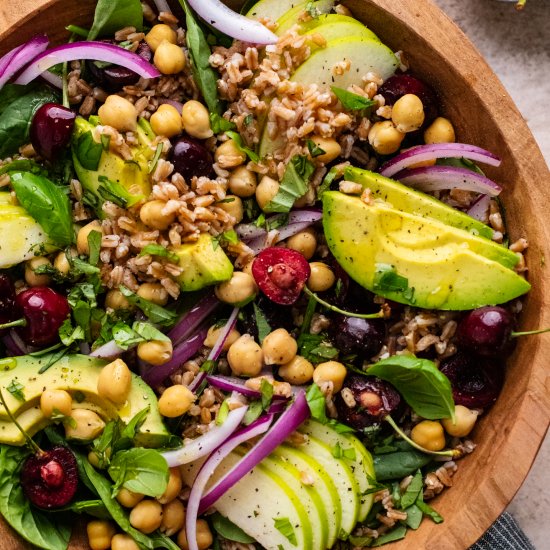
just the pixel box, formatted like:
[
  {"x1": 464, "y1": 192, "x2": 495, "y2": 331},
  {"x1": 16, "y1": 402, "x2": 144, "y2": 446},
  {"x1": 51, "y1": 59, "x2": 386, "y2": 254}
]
[
  {"x1": 393, "y1": 165, "x2": 502, "y2": 196},
  {"x1": 168, "y1": 293, "x2": 220, "y2": 346},
  {"x1": 78, "y1": 342, "x2": 91, "y2": 355},
  {"x1": 0, "y1": 43, "x2": 24, "y2": 75},
  {"x1": 199, "y1": 390, "x2": 310, "y2": 513},
  {"x1": 152, "y1": 0, "x2": 173, "y2": 14},
  {"x1": 188, "y1": 307, "x2": 240, "y2": 393},
  {"x1": 143, "y1": 325, "x2": 208, "y2": 388},
  {"x1": 158, "y1": 98, "x2": 184, "y2": 113},
  {"x1": 2, "y1": 331, "x2": 27, "y2": 356},
  {"x1": 15, "y1": 41, "x2": 160, "y2": 86},
  {"x1": 467, "y1": 194, "x2": 492, "y2": 222},
  {"x1": 379, "y1": 143, "x2": 501, "y2": 178},
  {"x1": 185, "y1": 414, "x2": 273, "y2": 550},
  {"x1": 40, "y1": 71, "x2": 63, "y2": 89},
  {"x1": 186, "y1": 0, "x2": 278, "y2": 45},
  {"x1": 90, "y1": 339, "x2": 125, "y2": 359},
  {"x1": 236, "y1": 223, "x2": 266, "y2": 241},
  {"x1": 162, "y1": 403, "x2": 249, "y2": 467},
  {"x1": 206, "y1": 374, "x2": 261, "y2": 398},
  {"x1": 0, "y1": 35, "x2": 49, "y2": 89}
]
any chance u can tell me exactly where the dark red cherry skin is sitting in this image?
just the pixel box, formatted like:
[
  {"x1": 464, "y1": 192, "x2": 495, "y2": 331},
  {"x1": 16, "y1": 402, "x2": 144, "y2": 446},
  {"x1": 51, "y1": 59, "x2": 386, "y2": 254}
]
[
  {"x1": 89, "y1": 41, "x2": 153, "y2": 90},
  {"x1": 30, "y1": 103, "x2": 76, "y2": 162},
  {"x1": 330, "y1": 315, "x2": 385, "y2": 358},
  {"x1": 378, "y1": 74, "x2": 438, "y2": 125},
  {"x1": 15, "y1": 287, "x2": 70, "y2": 347},
  {"x1": 457, "y1": 306, "x2": 515, "y2": 357},
  {"x1": 21, "y1": 446, "x2": 78, "y2": 509},
  {"x1": 169, "y1": 136, "x2": 214, "y2": 181},
  {"x1": 440, "y1": 352, "x2": 503, "y2": 409},
  {"x1": 252, "y1": 247, "x2": 311, "y2": 305},
  {"x1": 335, "y1": 375, "x2": 401, "y2": 431},
  {"x1": 0, "y1": 274, "x2": 17, "y2": 327}
]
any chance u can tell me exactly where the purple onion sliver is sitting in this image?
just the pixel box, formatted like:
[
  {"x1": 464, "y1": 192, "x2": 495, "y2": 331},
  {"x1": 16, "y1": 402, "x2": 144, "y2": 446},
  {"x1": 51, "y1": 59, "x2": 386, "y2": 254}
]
[
  {"x1": 158, "y1": 98, "x2": 183, "y2": 113},
  {"x1": 90, "y1": 339, "x2": 125, "y2": 359},
  {"x1": 394, "y1": 165, "x2": 502, "y2": 196},
  {"x1": 0, "y1": 43, "x2": 24, "y2": 76},
  {"x1": 152, "y1": 0, "x2": 173, "y2": 14},
  {"x1": 168, "y1": 293, "x2": 220, "y2": 346},
  {"x1": 78, "y1": 342, "x2": 91, "y2": 355},
  {"x1": 206, "y1": 374, "x2": 261, "y2": 398},
  {"x1": 15, "y1": 41, "x2": 160, "y2": 86},
  {"x1": 466, "y1": 194, "x2": 492, "y2": 222},
  {"x1": 379, "y1": 143, "x2": 502, "y2": 178},
  {"x1": 208, "y1": 307, "x2": 240, "y2": 362},
  {"x1": 199, "y1": 390, "x2": 310, "y2": 513},
  {"x1": 40, "y1": 71, "x2": 63, "y2": 89},
  {"x1": 2, "y1": 332, "x2": 25, "y2": 356},
  {"x1": 185, "y1": 414, "x2": 273, "y2": 550},
  {"x1": 0, "y1": 35, "x2": 49, "y2": 89}
]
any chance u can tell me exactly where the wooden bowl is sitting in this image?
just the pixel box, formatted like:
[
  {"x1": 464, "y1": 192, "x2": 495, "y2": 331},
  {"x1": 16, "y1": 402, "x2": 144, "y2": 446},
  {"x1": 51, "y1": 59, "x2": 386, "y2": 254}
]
[{"x1": 1, "y1": 1, "x2": 549, "y2": 548}]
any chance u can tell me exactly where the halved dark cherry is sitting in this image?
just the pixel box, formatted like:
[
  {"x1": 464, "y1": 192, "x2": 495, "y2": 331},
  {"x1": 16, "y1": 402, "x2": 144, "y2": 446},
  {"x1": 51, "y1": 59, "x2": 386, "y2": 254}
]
[
  {"x1": 330, "y1": 315, "x2": 385, "y2": 358},
  {"x1": 169, "y1": 136, "x2": 213, "y2": 181},
  {"x1": 0, "y1": 274, "x2": 17, "y2": 328},
  {"x1": 30, "y1": 103, "x2": 76, "y2": 162}
]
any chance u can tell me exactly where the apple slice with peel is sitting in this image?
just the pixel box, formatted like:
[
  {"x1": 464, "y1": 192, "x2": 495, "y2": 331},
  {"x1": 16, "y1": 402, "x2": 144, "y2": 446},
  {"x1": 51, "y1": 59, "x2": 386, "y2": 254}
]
[
  {"x1": 245, "y1": 0, "x2": 310, "y2": 23},
  {"x1": 276, "y1": 0, "x2": 336, "y2": 35},
  {"x1": 301, "y1": 14, "x2": 380, "y2": 44}
]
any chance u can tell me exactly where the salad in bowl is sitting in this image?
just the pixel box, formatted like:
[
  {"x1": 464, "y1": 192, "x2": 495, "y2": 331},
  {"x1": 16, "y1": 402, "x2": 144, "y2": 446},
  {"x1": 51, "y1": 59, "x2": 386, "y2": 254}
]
[{"x1": 0, "y1": 0, "x2": 544, "y2": 549}]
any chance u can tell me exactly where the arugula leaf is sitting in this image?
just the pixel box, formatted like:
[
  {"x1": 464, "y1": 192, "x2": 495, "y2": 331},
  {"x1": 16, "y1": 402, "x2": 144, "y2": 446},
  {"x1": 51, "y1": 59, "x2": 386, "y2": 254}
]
[
  {"x1": 373, "y1": 263, "x2": 409, "y2": 292},
  {"x1": 331, "y1": 86, "x2": 376, "y2": 112},
  {"x1": 74, "y1": 130, "x2": 103, "y2": 171},
  {"x1": 210, "y1": 512, "x2": 256, "y2": 543},
  {"x1": 225, "y1": 131, "x2": 260, "y2": 162},
  {"x1": 6, "y1": 380, "x2": 25, "y2": 402},
  {"x1": 306, "y1": 139, "x2": 325, "y2": 158},
  {"x1": 109, "y1": 448, "x2": 169, "y2": 498},
  {"x1": 263, "y1": 155, "x2": 315, "y2": 213},
  {"x1": 87, "y1": 0, "x2": 143, "y2": 40},
  {"x1": 400, "y1": 469, "x2": 423, "y2": 509},
  {"x1": 367, "y1": 355, "x2": 455, "y2": 421},
  {"x1": 371, "y1": 524, "x2": 407, "y2": 546},
  {"x1": 119, "y1": 285, "x2": 178, "y2": 327},
  {"x1": 10, "y1": 172, "x2": 73, "y2": 246},
  {"x1": 87, "y1": 229, "x2": 102, "y2": 265},
  {"x1": 273, "y1": 517, "x2": 297, "y2": 545},
  {"x1": 253, "y1": 302, "x2": 271, "y2": 343}
]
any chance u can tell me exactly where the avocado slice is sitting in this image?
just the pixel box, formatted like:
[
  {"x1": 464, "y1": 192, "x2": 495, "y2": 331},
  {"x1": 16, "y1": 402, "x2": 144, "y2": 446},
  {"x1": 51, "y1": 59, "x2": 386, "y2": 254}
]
[
  {"x1": 71, "y1": 117, "x2": 154, "y2": 212},
  {"x1": 323, "y1": 191, "x2": 531, "y2": 310},
  {"x1": 0, "y1": 192, "x2": 52, "y2": 268},
  {"x1": 173, "y1": 233, "x2": 234, "y2": 291},
  {"x1": 345, "y1": 166, "x2": 495, "y2": 239},
  {"x1": 0, "y1": 354, "x2": 170, "y2": 447}
]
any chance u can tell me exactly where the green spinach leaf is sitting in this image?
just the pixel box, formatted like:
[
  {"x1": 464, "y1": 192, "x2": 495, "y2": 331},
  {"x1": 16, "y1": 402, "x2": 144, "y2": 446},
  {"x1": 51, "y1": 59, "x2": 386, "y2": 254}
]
[
  {"x1": 399, "y1": 469, "x2": 423, "y2": 509},
  {"x1": 367, "y1": 355, "x2": 455, "y2": 421},
  {"x1": 373, "y1": 450, "x2": 432, "y2": 481},
  {"x1": 10, "y1": 171, "x2": 73, "y2": 246},
  {"x1": 88, "y1": 0, "x2": 143, "y2": 40},
  {"x1": 210, "y1": 512, "x2": 256, "y2": 543},
  {"x1": 416, "y1": 493, "x2": 444, "y2": 524},
  {"x1": 371, "y1": 524, "x2": 407, "y2": 546},
  {"x1": 404, "y1": 503, "x2": 423, "y2": 530}
]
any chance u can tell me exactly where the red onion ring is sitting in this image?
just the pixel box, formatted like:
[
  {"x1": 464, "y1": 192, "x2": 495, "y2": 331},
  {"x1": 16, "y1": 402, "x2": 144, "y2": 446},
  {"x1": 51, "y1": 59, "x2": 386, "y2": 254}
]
[
  {"x1": 0, "y1": 35, "x2": 49, "y2": 90},
  {"x1": 466, "y1": 194, "x2": 491, "y2": 222}
]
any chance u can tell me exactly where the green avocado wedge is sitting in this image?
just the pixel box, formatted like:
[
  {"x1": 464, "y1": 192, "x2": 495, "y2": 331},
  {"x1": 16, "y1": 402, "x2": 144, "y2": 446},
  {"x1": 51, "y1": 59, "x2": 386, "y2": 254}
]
[
  {"x1": 323, "y1": 191, "x2": 531, "y2": 310},
  {"x1": 345, "y1": 166, "x2": 495, "y2": 239}
]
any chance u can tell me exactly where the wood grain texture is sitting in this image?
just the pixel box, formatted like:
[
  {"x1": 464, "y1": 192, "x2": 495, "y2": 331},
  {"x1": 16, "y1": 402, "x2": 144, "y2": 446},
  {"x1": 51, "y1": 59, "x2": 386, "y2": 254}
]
[{"x1": 1, "y1": 1, "x2": 549, "y2": 549}]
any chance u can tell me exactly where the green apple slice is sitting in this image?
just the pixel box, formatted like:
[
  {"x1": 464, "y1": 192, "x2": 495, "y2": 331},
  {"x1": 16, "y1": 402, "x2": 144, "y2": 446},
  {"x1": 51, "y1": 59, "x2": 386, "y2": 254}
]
[
  {"x1": 300, "y1": 420, "x2": 376, "y2": 522},
  {"x1": 246, "y1": 0, "x2": 310, "y2": 23},
  {"x1": 273, "y1": 443, "x2": 342, "y2": 548},
  {"x1": 301, "y1": 14, "x2": 380, "y2": 44},
  {"x1": 276, "y1": 0, "x2": 335, "y2": 35}
]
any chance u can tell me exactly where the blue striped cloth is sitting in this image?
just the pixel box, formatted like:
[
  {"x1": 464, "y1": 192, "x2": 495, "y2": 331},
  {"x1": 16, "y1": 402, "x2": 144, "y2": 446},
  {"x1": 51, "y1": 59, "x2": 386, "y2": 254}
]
[{"x1": 471, "y1": 513, "x2": 535, "y2": 549}]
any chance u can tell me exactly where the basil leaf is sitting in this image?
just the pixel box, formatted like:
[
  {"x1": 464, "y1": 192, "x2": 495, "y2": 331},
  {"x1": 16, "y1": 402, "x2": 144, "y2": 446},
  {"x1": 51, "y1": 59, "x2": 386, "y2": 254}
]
[
  {"x1": 74, "y1": 130, "x2": 103, "y2": 170},
  {"x1": 416, "y1": 493, "x2": 444, "y2": 524},
  {"x1": 87, "y1": 229, "x2": 102, "y2": 265},
  {"x1": 331, "y1": 86, "x2": 376, "y2": 112},
  {"x1": 306, "y1": 382, "x2": 328, "y2": 423},
  {"x1": 0, "y1": 86, "x2": 59, "y2": 157},
  {"x1": 132, "y1": 321, "x2": 171, "y2": 343},
  {"x1": 119, "y1": 285, "x2": 178, "y2": 327},
  {"x1": 6, "y1": 379, "x2": 25, "y2": 402},
  {"x1": 316, "y1": 165, "x2": 340, "y2": 199},
  {"x1": 10, "y1": 171, "x2": 73, "y2": 246},
  {"x1": 108, "y1": 448, "x2": 169, "y2": 498},
  {"x1": 253, "y1": 302, "x2": 271, "y2": 343},
  {"x1": 400, "y1": 469, "x2": 423, "y2": 509},
  {"x1": 260, "y1": 378, "x2": 274, "y2": 410},
  {"x1": 264, "y1": 155, "x2": 315, "y2": 213},
  {"x1": 298, "y1": 333, "x2": 339, "y2": 363},
  {"x1": 373, "y1": 450, "x2": 432, "y2": 481},
  {"x1": 210, "y1": 113, "x2": 235, "y2": 134},
  {"x1": 273, "y1": 517, "x2": 297, "y2": 545},
  {"x1": 243, "y1": 400, "x2": 263, "y2": 425},
  {"x1": 139, "y1": 244, "x2": 180, "y2": 264},
  {"x1": 306, "y1": 139, "x2": 325, "y2": 158},
  {"x1": 404, "y1": 503, "x2": 423, "y2": 530},
  {"x1": 179, "y1": 0, "x2": 221, "y2": 116},
  {"x1": 210, "y1": 512, "x2": 256, "y2": 543},
  {"x1": 225, "y1": 131, "x2": 260, "y2": 162},
  {"x1": 97, "y1": 175, "x2": 143, "y2": 208},
  {"x1": 371, "y1": 524, "x2": 407, "y2": 546},
  {"x1": 53, "y1": 499, "x2": 110, "y2": 519},
  {"x1": 0, "y1": 158, "x2": 48, "y2": 177},
  {"x1": 88, "y1": 0, "x2": 143, "y2": 40},
  {"x1": 367, "y1": 355, "x2": 455, "y2": 420},
  {"x1": 0, "y1": 83, "x2": 36, "y2": 117},
  {"x1": 373, "y1": 263, "x2": 409, "y2": 292}
]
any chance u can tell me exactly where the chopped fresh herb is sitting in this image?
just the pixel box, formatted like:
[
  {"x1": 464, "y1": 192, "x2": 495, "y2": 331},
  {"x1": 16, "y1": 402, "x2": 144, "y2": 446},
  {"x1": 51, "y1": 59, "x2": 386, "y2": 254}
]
[
  {"x1": 404, "y1": 503, "x2": 423, "y2": 530},
  {"x1": 139, "y1": 244, "x2": 180, "y2": 264},
  {"x1": 214, "y1": 197, "x2": 236, "y2": 204},
  {"x1": 305, "y1": 1, "x2": 321, "y2": 18},
  {"x1": 58, "y1": 319, "x2": 85, "y2": 346},
  {"x1": 306, "y1": 139, "x2": 326, "y2": 158},
  {"x1": 97, "y1": 175, "x2": 143, "y2": 208},
  {"x1": 225, "y1": 131, "x2": 259, "y2": 163},
  {"x1": 416, "y1": 493, "x2": 444, "y2": 524},
  {"x1": 331, "y1": 86, "x2": 377, "y2": 112},
  {"x1": 371, "y1": 524, "x2": 407, "y2": 546},
  {"x1": 373, "y1": 263, "x2": 409, "y2": 292},
  {"x1": 243, "y1": 400, "x2": 263, "y2": 425},
  {"x1": 212, "y1": 229, "x2": 239, "y2": 250},
  {"x1": 348, "y1": 535, "x2": 374, "y2": 547},
  {"x1": 216, "y1": 400, "x2": 230, "y2": 425},
  {"x1": 260, "y1": 378, "x2": 274, "y2": 410},
  {"x1": 265, "y1": 213, "x2": 289, "y2": 232},
  {"x1": 305, "y1": 383, "x2": 354, "y2": 433},
  {"x1": 298, "y1": 333, "x2": 339, "y2": 363},
  {"x1": 210, "y1": 113, "x2": 236, "y2": 134},
  {"x1": 210, "y1": 512, "x2": 256, "y2": 544},
  {"x1": 332, "y1": 442, "x2": 356, "y2": 461},
  {"x1": 243, "y1": 114, "x2": 253, "y2": 126},
  {"x1": 119, "y1": 286, "x2": 177, "y2": 327},
  {"x1": 6, "y1": 380, "x2": 25, "y2": 402},
  {"x1": 100, "y1": 133, "x2": 110, "y2": 151},
  {"x1": 87, "y1": 230, "x2": 102, "y2": 266},
  {"x1": 253, "y1": 303, "x2": 271, "y2": 343},
  {"x1": 148, "y1": 143, "x2": 164, "y2": 174},
  {"x1": 273, "y1": 517, "x2": 297, "y2": 546},
  {"x1": 74, "y1": 131, "x2": 103, "y2": 171},
  {"x1": 400, "y1": 469, "x2": 423, "y2": 509}
]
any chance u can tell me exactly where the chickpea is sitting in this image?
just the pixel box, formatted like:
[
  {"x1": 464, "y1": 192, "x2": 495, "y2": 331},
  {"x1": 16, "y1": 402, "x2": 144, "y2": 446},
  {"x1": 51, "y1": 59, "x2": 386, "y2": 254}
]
[
  {"x1": 256, "y1": 176, "x2": 279, "y2": 211},
  {"x1": 279, "y1": 355, "x2": 314, "y2": 385},
  {"x1": 54, "y1": 249, "x2": 76, "y2": 275},
  {"x1": 181, "y1": 100, "x2": 213, "y2": 139},
  {"x1": 391, "y1": 94, "x2": 425, "y2": 133},
  {"x1": 65, "y1": 409, "x2": 106, "y2": 441},
  {"x1": 158, "y1": 467, "x2": 183, "y2": 504},
  {"x1": 25, "y1": 256, "x2": 52, "y2": 287},
  {"x1": 424, "y1": 116, "x2": 456, "y2": 144},
  {"x1": 309, "y1": 136, "x2": 342, "y2": 164},
  {"x1": 411, "y1": 420, "x2": 446, "y2": 452},
  {"x1": 86, "y1": 520, "x2": 116, "y2": 550},
  {"x1": 161, "y1": 499, "x2": 186, "y2": 536},
  {"x1": 262, "y1": 328, "x2": 297, "y2": 365},
  {"x1": 111, "y1": 534, "x2": 140, "y2": 550},
  {"x1": 217, "y1": 194, "x2": 244, "y2": 223},
  {"x1": 97, "y1": 358, "x2": 132, "y2": 405},
  {"x1": 229, "y1": 166, "x2": 257, "y2": 197},
  {"x1": 158, "y1": 385, "x2": 196, "y2": 418},
  {"x1": 40, "y1": 389, "x2": 72, "y2": 418},
  {"x1": 227, "y1": 334, "x2": 263, "y2": 377},
  {"x1": 77, "y1": 221, "x2": 102, "y2": 255},
  {"x1": 150, "y1": 104, "x2": 183, "y2": 138},
  {"x1": 116, "y1": 487, "x2": 144, "y2": 508},
  {"x1": 241, "y1": 260, "x2": 254, "y2": 278},
  {"x1": 286, "y1": 228, "x2": 317, "y2": 260},
  {"x1": 215, "y1": 139, "x2": 247, "y2": 169},
  {"x1": 442, "y1": 405, "x2": 478, "y2": 437},
  {"x1": 313, "y1": 361, "x2": 347, "y2": 393},
  {"x1": 139, "y1": 200, "x2": 175, "y2": 230},
  {"x1": 130, "y1": 500, "x2": 163, "y2": 534},
  {"x1": 154, "y1": 40, "x2": 186, "y2": 74},
  {"x1": 137, "y1": 340, "x2": 173, "y2": 366},
  {"x1": 368, "y1": 120, "x2": 405, "y2": 155},
  {"x1": 215, "y1": 271, "x2": 257, "y2": 305},
  {"x1": 137, "y1": 283, "x2": 169, "y2": 306},
  {"x1": 204, "y1": 324, "x2": 241, "y2": 352},
  {"x1": 307, "y1": 262, "x2": 336, "y2": 292},
  {"x1": 145, "y1": 24, "x2": 178, "y2": 52},
  {"x1": 98, "y1": 95, "x2": 137, "y2": 132},
  {"x1": 177, "y1": 519, "x2": 213, "y2": 550},
  {"x1": 105, "y1": 289, "x2": 133, "y2": 311}
]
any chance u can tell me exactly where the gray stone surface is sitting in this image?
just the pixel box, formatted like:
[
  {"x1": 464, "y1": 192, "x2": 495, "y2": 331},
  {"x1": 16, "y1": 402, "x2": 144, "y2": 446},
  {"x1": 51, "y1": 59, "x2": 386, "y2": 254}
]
[{"x1": 433, "y1": 1, "x2": 549, "y2": 547}]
